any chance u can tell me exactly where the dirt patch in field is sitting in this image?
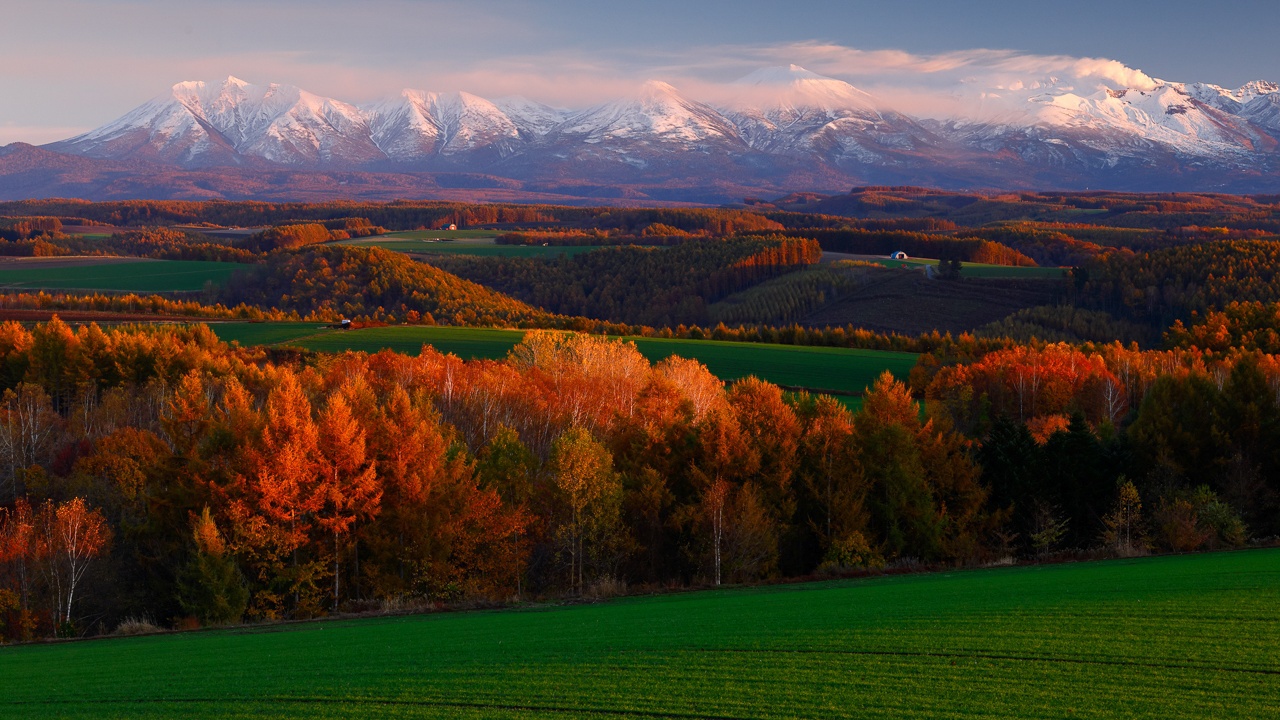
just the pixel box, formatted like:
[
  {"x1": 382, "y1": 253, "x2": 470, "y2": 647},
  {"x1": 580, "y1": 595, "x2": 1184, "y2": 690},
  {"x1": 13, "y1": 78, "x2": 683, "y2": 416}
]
[
  {"x1": 803, "y1": 269, "x2": 1062, "y2": 335},
  {"x1": 0, "y1": 256, "x2": 158, "y2": 270}
]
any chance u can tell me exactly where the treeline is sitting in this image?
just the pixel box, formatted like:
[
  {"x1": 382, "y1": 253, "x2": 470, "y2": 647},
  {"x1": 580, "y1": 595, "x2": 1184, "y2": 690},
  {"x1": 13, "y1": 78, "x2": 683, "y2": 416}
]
[
  {"x1": 1164, "y1": 301, "x2": 1280, "y2": 354},
  {"x1": 1, "y1": 322, "x2": 1273, "y2": 642},
  {"x1": 1074, "y1": 239, "x2": 1280, "y2": 329},
  {"x1": 761, "y1": 212, "x2": 959, "y2": 233},
  {"x1": 0, "y1": 287, "x2": 1020, "y2": 359},
  {"x1": 0, "y1": 291, "x2": 300, "y2": 322},
  {"x1": 975, "y1": 305, "x2": 1155, "y2": 346},
  {"x1": 240, "y1": 223, "x2": 364, "y2": 253},
  {"x1": 220, "y1": 245, "x2": 549, "y2": 327},
  {"x1": 579, "y1": 209, "x2": 783, "y2": 235},
  {"x1": 967, "y1": 225, "x2": 1105, "y2": 266},
  {"x1": 0, "y1": 217, "x2": 62, "y2": 240},
  {"x1": 771, "y1": 186, "x2": 1280, "y2": 229},
  {"x1": 780, "y1": 229, "x2": 1037, "y2": 266},
  {"x1": 0, "y1": 322, "x2": 996, "y2": 638},
  {"x1": 0, "y1": 226, "x2": 258, "y2": 262},
  {"x1": 0, "y1": 201, "x2": 787, "y2": 236},
  {"x1": 0, "y1": 200, "x2": 561, "y2": 231},
  {"x1": 920, "y1": 342, "x2": 1276, "y2": 553},
  {"x1": 74, "y1": 229, "x2": 257, "y2": 263},
  {"x1": 437, "y1": 237, "x2": 821, "y2": 327},
  {"x1": 707, "y1": 262, "x2": 874, "y2": 326}
]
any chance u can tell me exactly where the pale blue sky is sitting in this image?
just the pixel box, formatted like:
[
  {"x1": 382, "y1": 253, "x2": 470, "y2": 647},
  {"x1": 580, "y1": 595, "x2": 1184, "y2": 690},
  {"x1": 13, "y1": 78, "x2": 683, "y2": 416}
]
[{"x1": 3, "y1": 0, "x2": 1278, "y2": 144}]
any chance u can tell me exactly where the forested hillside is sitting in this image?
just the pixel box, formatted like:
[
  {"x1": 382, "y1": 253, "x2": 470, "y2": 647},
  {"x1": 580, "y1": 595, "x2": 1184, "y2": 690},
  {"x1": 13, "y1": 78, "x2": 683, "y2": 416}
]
[
  {"x1": 221, "y1": 245, "x2": 550, "y2": 327},
  {"x1": 0, "y1": 320, "x2": 1274, "y2": 640},
  {"x1": 0, "y1": 195, "x2": 1278, "y2": 642},
  {"x1": 435, "y1": 236, "x2": 820, "y2": 326}
]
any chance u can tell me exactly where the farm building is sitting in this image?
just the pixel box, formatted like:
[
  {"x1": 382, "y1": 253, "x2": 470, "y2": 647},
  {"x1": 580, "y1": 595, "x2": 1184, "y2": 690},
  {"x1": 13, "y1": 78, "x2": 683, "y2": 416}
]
[{"x1": 890, "y1": 251, "x2": 909, "y2": 260}]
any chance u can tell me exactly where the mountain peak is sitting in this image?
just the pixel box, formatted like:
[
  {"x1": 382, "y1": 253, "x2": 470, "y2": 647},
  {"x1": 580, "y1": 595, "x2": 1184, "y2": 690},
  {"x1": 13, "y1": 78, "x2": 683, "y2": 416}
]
[
  {"x1": 637, "y1": 80, "x2": 681, "y2": 98},
  {"x1": 735, "y1": 65, "x2": 827, "y2": 85},
  {"x1": 727, "y1": 65, "x2": 876, "y2": 113},
  {"x1": 1237, "y1": 80, "x2": 1279, "y2": 101}
]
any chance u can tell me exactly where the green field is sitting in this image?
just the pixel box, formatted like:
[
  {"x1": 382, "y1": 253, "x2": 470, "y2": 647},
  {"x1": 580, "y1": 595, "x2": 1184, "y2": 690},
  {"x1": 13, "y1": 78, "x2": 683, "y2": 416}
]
[
  {"x1": 341, "y1": 232, "x2": 604, "y2": 259},
  {"x1": 385, "y1": 229, "x2": 507, "y2": 240},
  {"x1": 869, "y1": 258, "x2": 1067, "y2": 279},
  {"x1": 209, "y1": 324, "x2": 917, "y2": 397},
  {"x1": 0, "y1": 260, "x2": 246, "y2": 292},
  {"x1": 2, "y1": 550, "x2": 1275, "y2": 718},
  {"x1": 206, "y1": 322, "x2": 337, "y2": 347}
]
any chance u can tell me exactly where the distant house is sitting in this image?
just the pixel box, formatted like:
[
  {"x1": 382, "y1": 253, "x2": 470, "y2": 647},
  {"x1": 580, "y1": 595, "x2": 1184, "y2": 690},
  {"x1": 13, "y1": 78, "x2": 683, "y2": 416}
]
[
  {"x1": 445, "y1": 223, "x2": 458, "y2": 231},
  {"x1": 337, "y1": 319, "x2": 352, "y2": 330},
  {"x1": 890, "y1": 251, "x2": 909, "y2": 260}
]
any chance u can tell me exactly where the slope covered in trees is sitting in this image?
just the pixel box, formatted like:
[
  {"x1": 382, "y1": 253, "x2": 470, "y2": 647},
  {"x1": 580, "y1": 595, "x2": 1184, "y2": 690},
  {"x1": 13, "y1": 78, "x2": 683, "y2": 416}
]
[
  {"x1": 435, "y1": 236, "x2": 820, "y2": 326},
  {"x1": 220, "y1": 245, "x2": 550, "y2": 326},
  {"x1": 0, "y1": 319, "x2": 1272, "y2": 641}
]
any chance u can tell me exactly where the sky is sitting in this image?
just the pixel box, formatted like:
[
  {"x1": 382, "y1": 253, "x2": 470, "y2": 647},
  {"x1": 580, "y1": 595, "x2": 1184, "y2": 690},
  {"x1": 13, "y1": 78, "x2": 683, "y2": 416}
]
[{"x1": 3, "y1": 0, "x2": 1279, "y2": 144}]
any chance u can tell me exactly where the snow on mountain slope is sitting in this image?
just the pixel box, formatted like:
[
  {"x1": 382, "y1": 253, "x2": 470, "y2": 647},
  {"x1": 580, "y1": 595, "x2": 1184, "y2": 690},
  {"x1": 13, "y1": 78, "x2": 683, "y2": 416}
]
[
  {"x1": 730, "y1": 65, "x2": 879, "y2": 116},
  {"x1": 50, "y1": 89, "x2": 236, "y2": 165},
  {"x1": 54, "y1": 77, "x2": 382, "y2": 166},
  {"x1": 1029, "y1": 84, "x2": 1261, "y2": 154},
  {"x1": 38, "y1": 69, "x2": 1280, "y2": 190},
  {"x1": 1241, "y1": 92, "x2": 1280, "y2": 134},
  {"x1": 423, "y1": 91, "x2": 522, "y2": 155},
  {"x1": 554, "y1": 81, "x2": 742, "y2": 146},
  {"x1": 1183, "y1": 80, "x2": 1280, "y2": 112},
  {"x1": 365, "y1": 91, "x2": 441, "y2": 160},
  {"x1": 366, "y1": 90, "x2": 522, "y2": 161},
  {"x1": 943, "y1": 75, "x2": 1277, "y2": 162},
  {"x1": 491, "y1": 96, "x2": 567, "y2": 137},
  {"x1": 721, "y1": 65, "x2": 936, "y2": 164},
  {"x1": 211, "y1": 80, "x2": 380, "y2": 165}
]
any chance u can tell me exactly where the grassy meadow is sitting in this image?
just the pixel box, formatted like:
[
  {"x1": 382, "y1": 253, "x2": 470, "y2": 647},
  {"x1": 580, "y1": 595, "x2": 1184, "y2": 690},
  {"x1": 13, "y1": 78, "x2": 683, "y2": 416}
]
[
  {"x1": 208, "y1": 323, "x2": 917, "y2": 397},
  {"x1": 1, "y1": 549, "x2": 1275, "y2": 718},
  {"x1": 340, "y1": 232, "x2": 604, "y2": 258},
  {"x1": 0, "y1": 260, "x2": 245, "y2": 292},
  {"x1": 867, "y1": 257, "x2": 1067, "y2": 279}
]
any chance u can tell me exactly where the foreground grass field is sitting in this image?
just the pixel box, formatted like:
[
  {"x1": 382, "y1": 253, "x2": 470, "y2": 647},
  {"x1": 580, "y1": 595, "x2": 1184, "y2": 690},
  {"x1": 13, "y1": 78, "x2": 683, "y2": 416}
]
[
  {"x1": 0, "y1": 260, "x2": 245, "y2": 292},
  {"x1": 2, "y1": 550, "x2": 1276, "y2": 718},
  {"x1": 208, "y1": 324, "x2": 918, "y2": 397}
]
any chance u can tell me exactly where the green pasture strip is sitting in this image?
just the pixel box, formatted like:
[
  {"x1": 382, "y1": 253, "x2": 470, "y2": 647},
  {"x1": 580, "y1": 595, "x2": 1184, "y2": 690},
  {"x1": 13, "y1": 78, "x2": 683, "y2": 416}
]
[
  {"x1": 341, "y1": 235, "x2": 603, "y2": 258},
  {"x1": 2, "y1": 549, "x2": 1276, "y2": 719},
  {"x1": 382, "y1": 230, "x2": 504, "y2": 240},
  {"x1": 206, "y1": 324, "x2": 916, "y2": 397},
  {"x1": 0, "y1": 260, "x2": 245, "y2": 292},
  {"x1": 625, "y1": 336, "x2": 917, "y2": 397},
  {"x1": 300, "y1": 326, "x2": 525, "y2": 359},
  {"x1": 205, "y1": 322, "x2": 337, "y2": 347},
  {"x1": 868, "y1": 257, "x2": 1067, "y2": 279}
]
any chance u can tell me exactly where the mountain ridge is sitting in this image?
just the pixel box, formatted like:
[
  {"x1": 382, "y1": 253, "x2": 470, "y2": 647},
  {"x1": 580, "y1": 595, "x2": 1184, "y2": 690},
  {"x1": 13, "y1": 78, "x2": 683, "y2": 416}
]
[{"x1": 22, "y1": 66, "x2": 1280, "y2": 201}]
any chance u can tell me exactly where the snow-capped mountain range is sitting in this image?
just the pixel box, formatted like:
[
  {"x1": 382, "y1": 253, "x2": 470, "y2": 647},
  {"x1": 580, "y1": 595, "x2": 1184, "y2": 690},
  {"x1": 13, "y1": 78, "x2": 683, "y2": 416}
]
[{"x1": 20, "y1": 66, "x2": 1280, "y2": 199}]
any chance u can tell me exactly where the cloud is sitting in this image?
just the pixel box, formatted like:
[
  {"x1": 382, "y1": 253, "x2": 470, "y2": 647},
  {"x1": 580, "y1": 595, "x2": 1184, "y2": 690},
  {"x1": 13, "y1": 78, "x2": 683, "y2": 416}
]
[
  {"x1": 0, "y1": 16, "x2": 1183, "y2": 143},
  {"x1": 0, "y1": 125, "x2": 93, "y2": 146},
  {"x1": 408, "y1": 41, "x2": 1167, "y2": 119},
  {"x1": 612, "y1": 41, "x2": 1163, "y2": 118}
]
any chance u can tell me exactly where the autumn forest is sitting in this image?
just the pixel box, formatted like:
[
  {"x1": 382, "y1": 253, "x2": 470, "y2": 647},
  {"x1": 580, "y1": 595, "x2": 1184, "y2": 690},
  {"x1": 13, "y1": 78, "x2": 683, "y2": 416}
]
[{"x1": 1, "y1": 189, "x2": 1279, "y2": 642}]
